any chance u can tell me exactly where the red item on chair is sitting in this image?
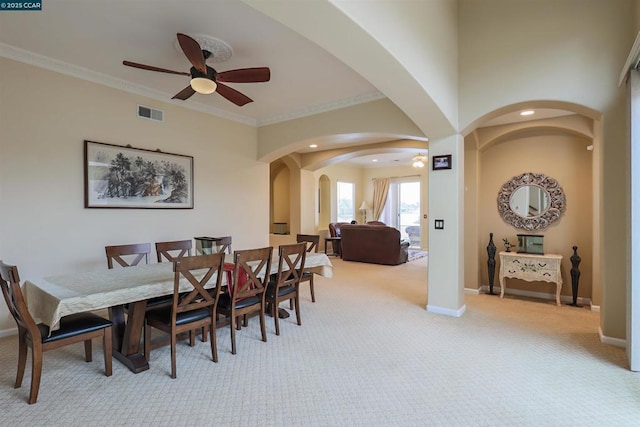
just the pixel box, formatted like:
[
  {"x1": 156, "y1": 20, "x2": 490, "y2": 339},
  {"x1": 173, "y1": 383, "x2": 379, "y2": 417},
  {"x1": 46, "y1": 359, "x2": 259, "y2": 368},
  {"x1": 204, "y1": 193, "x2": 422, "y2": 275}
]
[{"x1": 223, "y1": 263, "x2": 249, "y2": 297}]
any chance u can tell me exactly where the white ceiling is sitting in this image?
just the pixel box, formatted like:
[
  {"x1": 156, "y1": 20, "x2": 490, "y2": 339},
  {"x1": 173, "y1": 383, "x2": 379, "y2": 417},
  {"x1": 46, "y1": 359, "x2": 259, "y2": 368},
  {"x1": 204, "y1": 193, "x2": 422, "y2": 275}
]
[
  {"x1": 0, "y1": 2, "x2": 570, "y2": 168},
  {"x1": 481, "y1": 108, "x2": 574, "y2": 127},
  {"x1": 0, "y1": 1, "x2": 380, "y2": 126},
  {"x1": 344, "y1": 151, "x2": 427, "y2": 168}
]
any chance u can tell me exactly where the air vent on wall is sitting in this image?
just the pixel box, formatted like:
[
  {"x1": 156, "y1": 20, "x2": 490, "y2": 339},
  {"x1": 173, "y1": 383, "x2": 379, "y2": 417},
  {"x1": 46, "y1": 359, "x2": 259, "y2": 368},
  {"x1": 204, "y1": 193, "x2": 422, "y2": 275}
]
[{"x1": 137, "y1": 105, "x2": 164, "y2": 122}]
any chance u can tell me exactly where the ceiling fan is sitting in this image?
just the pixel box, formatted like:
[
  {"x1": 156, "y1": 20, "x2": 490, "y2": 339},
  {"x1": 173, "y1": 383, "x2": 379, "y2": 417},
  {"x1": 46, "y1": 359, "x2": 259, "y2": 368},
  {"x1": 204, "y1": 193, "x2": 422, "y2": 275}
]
[{"x1": 122, "y1": 33, "x2": 270, "y2": 106}]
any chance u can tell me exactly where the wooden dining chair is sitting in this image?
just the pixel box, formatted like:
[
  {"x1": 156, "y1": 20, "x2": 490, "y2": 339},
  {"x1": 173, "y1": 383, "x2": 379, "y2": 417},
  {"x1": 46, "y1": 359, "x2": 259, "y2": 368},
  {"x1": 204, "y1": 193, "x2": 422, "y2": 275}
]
[
  {"x1": 155, "y1": 239, "x2": 193, "y2": 263},
  {"x1": 296, "y1": 234, "x2": 320, "y2": 303},
  {"x1": 105, "y1": 242, "x2": 151, "y2": 268},
  {"x1": 217, "y1": 247, "x2": 273, "y2": 355},
  {"x1": 144, "y1": 253, "x2": 225, "y2": 378},
  {"x1": 266, "y1": 243, "x2": 306, "y2": 336},
  {"x1": 155, "y1": 239, "x2": 206, "y2": 345},
  {"x1": 0, "y1": 261, "x2": 112, "y2": 404},
  {"x1": 106, "y1": 242, "x2": 172, "y2": 311}
]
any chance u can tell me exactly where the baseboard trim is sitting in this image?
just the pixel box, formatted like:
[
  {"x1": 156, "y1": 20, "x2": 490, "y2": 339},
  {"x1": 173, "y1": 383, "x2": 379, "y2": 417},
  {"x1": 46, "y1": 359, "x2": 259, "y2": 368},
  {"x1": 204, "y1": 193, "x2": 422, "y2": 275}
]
[
  {"x1": 478, "y1": 285, "x2": 592, "y2": 306},
  {"x1": 599, "y1": 326, "x2": 626, "y2": 348},
  {"x1": 427, "y1": 304, "x2": 467, "y2": 317},
  {"x1": 0, "y1": 327, "x2": 17, "y2": 338},
  {"x1": 464, "y1": 287, "x2": 480, "y2": 295},
  {"x1": 591, "y1": 304, "x2": 601, "y2": 312}
]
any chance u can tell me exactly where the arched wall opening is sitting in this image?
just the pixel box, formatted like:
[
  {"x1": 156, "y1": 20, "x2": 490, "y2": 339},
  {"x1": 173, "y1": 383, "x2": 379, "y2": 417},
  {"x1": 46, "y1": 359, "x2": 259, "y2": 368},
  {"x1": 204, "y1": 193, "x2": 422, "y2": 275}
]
[
  {"x1": 463, "y1": 102, "x2": 602, "y2": 310},
  {"x1": 270, "y1": 159, "x2": 291, "y2": 235}
]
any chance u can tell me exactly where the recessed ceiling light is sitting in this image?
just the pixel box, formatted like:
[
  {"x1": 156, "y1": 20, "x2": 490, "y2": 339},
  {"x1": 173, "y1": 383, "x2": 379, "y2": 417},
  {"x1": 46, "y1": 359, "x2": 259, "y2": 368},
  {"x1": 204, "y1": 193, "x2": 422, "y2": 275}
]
[
  {"x1": 309, "y1": 144, "x2": 318, "y2": 148},
  {"x1": 520, "y1": 110, "x2": 535, "y2": 116},
  {"x1": 372, "y1": 159, "x2": 378, "y2": 162}
]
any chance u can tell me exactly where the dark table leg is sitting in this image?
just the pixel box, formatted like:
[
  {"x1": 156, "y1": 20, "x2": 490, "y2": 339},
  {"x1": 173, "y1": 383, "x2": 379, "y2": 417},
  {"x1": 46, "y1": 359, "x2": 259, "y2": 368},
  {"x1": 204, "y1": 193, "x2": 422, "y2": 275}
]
[
  {"x1": 277, "y1": 308, "x2": 290, "y2": 319},
  {"x1": 108, "y1": 301, "x2": 149, "y2": 373}
]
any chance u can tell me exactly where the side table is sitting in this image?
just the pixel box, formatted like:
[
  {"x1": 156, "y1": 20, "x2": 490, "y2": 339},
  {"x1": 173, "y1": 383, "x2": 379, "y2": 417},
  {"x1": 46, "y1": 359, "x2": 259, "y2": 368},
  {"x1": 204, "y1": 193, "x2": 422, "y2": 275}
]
[
  {"x1": 325, "y1": 237, "x2": 341, "y2": 257},
  {"x1": 499, "y1": 251, "x2": 563, "y2": 306}
]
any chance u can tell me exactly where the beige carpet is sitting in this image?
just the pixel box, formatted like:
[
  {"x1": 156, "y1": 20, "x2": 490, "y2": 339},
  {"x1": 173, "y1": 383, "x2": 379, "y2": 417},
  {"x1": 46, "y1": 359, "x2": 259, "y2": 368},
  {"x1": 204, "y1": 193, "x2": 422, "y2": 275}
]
[{"x1": 1, "y1": 256, "x2": 639, "y2": 426}]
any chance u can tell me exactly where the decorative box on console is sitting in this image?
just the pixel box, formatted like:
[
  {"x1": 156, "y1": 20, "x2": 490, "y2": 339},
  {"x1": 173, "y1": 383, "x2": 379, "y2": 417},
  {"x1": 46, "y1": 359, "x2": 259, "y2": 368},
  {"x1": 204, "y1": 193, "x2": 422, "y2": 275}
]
[{"x1": 517, "y1": 234, "x2": 544, "y2": 254}]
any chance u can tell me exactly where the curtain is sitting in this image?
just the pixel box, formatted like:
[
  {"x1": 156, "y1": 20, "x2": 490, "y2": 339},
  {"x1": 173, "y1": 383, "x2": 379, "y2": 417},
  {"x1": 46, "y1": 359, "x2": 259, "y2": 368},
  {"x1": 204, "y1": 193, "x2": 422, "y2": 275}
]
[{"x1": 372, "y1": 178, "x2": 390, "y2": 221}]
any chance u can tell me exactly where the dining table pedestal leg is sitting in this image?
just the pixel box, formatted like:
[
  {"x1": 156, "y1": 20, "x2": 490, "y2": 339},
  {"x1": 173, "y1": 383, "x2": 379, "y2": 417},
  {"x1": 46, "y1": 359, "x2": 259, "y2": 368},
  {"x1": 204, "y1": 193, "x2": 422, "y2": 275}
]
[{"x1": 109, "y1": 301, "x2": 149, "y2": 373}]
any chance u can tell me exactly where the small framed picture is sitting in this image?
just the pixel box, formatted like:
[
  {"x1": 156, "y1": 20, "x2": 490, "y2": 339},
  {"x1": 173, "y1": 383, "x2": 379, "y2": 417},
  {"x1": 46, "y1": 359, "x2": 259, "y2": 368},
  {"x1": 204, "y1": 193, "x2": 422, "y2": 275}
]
[{"x1": 432, "y1": 154, "x2": 452, "y2": 170}]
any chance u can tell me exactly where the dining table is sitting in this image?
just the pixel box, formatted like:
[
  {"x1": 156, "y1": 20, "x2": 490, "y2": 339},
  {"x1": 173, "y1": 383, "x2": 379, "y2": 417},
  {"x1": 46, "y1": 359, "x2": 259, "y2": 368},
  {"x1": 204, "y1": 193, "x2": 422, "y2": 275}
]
[{"x1": 22, "y1": 252, "x2": 333, "y2": 373}]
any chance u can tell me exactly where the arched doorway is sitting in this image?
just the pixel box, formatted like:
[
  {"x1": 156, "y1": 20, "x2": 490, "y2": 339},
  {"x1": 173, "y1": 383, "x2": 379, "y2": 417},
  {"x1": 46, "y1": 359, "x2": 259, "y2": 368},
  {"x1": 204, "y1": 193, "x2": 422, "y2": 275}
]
[{"x1": 463, "y1": 102, "x2": 601, "y2": 309}]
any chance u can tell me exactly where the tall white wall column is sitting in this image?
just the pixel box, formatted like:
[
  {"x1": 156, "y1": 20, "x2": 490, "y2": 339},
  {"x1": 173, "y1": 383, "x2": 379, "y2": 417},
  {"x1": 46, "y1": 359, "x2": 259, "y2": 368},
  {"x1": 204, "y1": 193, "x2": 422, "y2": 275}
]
[
  {"x1": 427, "y1": 134, "x2": 466, "y2": 316},
  {"x1": 627, "y1": 70, "x2": 640, "y2": 370}
]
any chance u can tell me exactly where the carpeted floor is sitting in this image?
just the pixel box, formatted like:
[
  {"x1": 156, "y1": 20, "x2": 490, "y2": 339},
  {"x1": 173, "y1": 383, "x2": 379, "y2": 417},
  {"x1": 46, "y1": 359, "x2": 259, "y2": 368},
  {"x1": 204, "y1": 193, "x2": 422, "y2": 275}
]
[{"x1": 1, "y1": 256, "x2": 639, "y2": 426}]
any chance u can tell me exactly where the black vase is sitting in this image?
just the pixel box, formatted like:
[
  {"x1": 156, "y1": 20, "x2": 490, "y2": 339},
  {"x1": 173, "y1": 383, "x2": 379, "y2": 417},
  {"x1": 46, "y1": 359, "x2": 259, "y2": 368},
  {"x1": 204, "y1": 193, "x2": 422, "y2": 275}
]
[
  {"x1": 569, "y1": 246, "x2": 582, "y2": 307},
  {"x1": 487, "y1": 233, "x2": 497, "y2": 295}
]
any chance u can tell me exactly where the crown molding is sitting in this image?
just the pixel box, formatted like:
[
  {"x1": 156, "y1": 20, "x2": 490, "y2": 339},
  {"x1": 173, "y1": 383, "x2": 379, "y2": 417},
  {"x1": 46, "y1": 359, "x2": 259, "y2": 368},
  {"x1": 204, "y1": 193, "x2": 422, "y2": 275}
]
[
  {"x1": 257, "y1": 91, "x2": 386, "y2": 127},
  {"x1": 619, "y1": 30, "x2": 640, "y2": 87},
  {"x1": 1, "y1": 42, "x2": 387, "y2": 129},
  {"x1": 0, "y1": 42, "x2": 257, "y2": 126}
]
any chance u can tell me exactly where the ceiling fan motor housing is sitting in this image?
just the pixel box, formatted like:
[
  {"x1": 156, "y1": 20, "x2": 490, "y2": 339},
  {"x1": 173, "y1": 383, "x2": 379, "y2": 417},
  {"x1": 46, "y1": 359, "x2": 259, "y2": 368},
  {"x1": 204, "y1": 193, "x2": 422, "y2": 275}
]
[{"x1": 190, "y1": 66, "x2": 217, "y2": 82}]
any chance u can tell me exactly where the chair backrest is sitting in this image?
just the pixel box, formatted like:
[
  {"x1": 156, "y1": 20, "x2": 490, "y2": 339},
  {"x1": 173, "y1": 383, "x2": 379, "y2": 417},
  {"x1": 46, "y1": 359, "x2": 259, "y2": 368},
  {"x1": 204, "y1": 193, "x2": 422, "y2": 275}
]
[
  {"x1": 274, "y1": 243, "x2": 307, "y2": 290},
  {"x1": 156, "y1": 240, "x2": 193, "y2": 263},
  {"x1": 296, "y1": 234, "x2": 319, "y2": 253},
  {"x1": 367, "y1": 221, "x2": 386, "y2": 226},
  {"x1": 216, "y1": 236, "x2": 232, "y2": 255},
  {"x1": 172, "y1": 253, "x2": 225, "y2": 318},
  {"x1": 230, "y1": 247, "x2": 273, "y2": 301},
  {"x1": 105, "y1": 243, "x2": 151, "y2": 269},
  {"x1": 328, "y1": 222, "x2": 350, "y2": 237},
  {"x1": 0, "y1": 261, "x2": 39, "y2": 336}
]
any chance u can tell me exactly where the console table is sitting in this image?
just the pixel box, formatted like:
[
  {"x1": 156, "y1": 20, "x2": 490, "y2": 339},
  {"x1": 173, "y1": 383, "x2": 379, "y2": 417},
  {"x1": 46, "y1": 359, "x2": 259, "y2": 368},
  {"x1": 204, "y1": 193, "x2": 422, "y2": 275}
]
[{"x1": 499, "y1": 251, "x2": 563, "y2": 306}]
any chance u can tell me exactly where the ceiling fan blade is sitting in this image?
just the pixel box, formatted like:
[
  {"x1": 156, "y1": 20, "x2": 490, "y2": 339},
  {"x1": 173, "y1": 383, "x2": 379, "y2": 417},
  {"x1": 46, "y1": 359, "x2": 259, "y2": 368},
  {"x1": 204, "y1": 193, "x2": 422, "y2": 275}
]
[
  {"x1": 172, "y1": 85, "x2": 196, "y2": 101},
  {"x1": 217, "y1": 67, "x2": 271, "y2": 83},
  {"x1": 123, "y1": 61, "x2": 190, "y2": 76},
  {"x1": 216, "y1": 83, "x2": 253, "y2": 106},
  {"x1": 177, "y1": 33, "x2": 206, "y2": 74}
]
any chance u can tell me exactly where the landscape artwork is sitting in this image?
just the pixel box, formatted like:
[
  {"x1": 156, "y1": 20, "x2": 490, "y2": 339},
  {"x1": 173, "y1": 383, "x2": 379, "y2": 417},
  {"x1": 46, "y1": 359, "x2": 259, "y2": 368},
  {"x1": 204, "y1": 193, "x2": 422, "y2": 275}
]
[{"x1": 84, "y1": 140, "x2": 194, "y2": 209}]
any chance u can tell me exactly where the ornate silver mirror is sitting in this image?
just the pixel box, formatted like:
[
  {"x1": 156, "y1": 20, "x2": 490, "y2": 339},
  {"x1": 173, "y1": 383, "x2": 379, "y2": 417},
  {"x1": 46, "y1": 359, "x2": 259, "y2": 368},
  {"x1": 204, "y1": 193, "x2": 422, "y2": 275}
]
[{"x1": 497, "y1": 172, "x2": 566, "y2": 231}]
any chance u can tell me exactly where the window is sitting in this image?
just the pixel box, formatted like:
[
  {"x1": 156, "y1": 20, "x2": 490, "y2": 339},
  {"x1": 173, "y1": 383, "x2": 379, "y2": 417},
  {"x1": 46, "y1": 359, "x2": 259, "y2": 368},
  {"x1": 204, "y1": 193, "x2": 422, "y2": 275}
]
[
  {"x1": 381, "y1": 179, "x2": 421, "y2": 247},
  {"x1": 337, "y1": 181, "x2": 355, "y2": 223}
]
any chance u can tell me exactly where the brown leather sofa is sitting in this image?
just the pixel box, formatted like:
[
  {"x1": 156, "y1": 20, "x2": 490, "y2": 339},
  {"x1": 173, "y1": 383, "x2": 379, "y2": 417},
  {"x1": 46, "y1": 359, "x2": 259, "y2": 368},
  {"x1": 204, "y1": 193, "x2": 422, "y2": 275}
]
[{"x1": 339, "y1": 224, "x2": 409, "y2": 265}]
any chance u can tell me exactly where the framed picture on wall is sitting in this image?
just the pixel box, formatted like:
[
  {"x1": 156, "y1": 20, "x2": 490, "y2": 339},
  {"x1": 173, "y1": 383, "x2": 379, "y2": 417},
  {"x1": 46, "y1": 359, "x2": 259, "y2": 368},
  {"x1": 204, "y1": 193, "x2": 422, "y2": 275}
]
[
  {"x1": 432, "y1": 154, "x2": 452, "y2": 170},
  {"x1": 84, "y1": 140, "x2": 194, "y2": 209}
]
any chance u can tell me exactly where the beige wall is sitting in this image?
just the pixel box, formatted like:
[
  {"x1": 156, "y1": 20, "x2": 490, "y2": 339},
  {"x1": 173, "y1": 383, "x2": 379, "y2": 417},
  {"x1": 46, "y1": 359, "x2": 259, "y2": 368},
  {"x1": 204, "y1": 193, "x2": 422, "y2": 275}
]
[
  {"x1": 464, "y1": 146, "x2": 480, "y2": 288},
  {"x1": 0, "y1": 58, "x2": 268, "y2": 333},
  {"x1": 459, "y1": 0, "x2": 634, "y2": 339},
  {"x1": 257, "y1": 99, "x2": 426, "y2": 162},
  {"x1": 475, "y1": 133, "x2": 593, "y2": 301},
  {"x1": 428, "y1": 135, "x2": 465, "y2": 314},
  {"x1": 459, "y1": 0, "x2": 632, "y2": 129},
  {"x1": 332, "y1": 0, "x2": 459, "y2": 128},
  {"x1": 244, "y1": 0, "x2": 456, "y2": 140},
  {"x1": 255, "y1": 0, "x2": 635, "y2": 337}
]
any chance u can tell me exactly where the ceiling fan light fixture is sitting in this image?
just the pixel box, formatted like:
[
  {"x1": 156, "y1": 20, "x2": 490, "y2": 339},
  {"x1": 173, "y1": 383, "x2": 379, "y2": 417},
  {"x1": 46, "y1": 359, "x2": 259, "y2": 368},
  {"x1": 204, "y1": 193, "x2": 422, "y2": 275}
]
[
  {"x1": 190, "y1": 77, "x2": 217, "y2": 94},
  {"x1": 412, "y1": 153, "x2": 428, "y2": 168}
]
